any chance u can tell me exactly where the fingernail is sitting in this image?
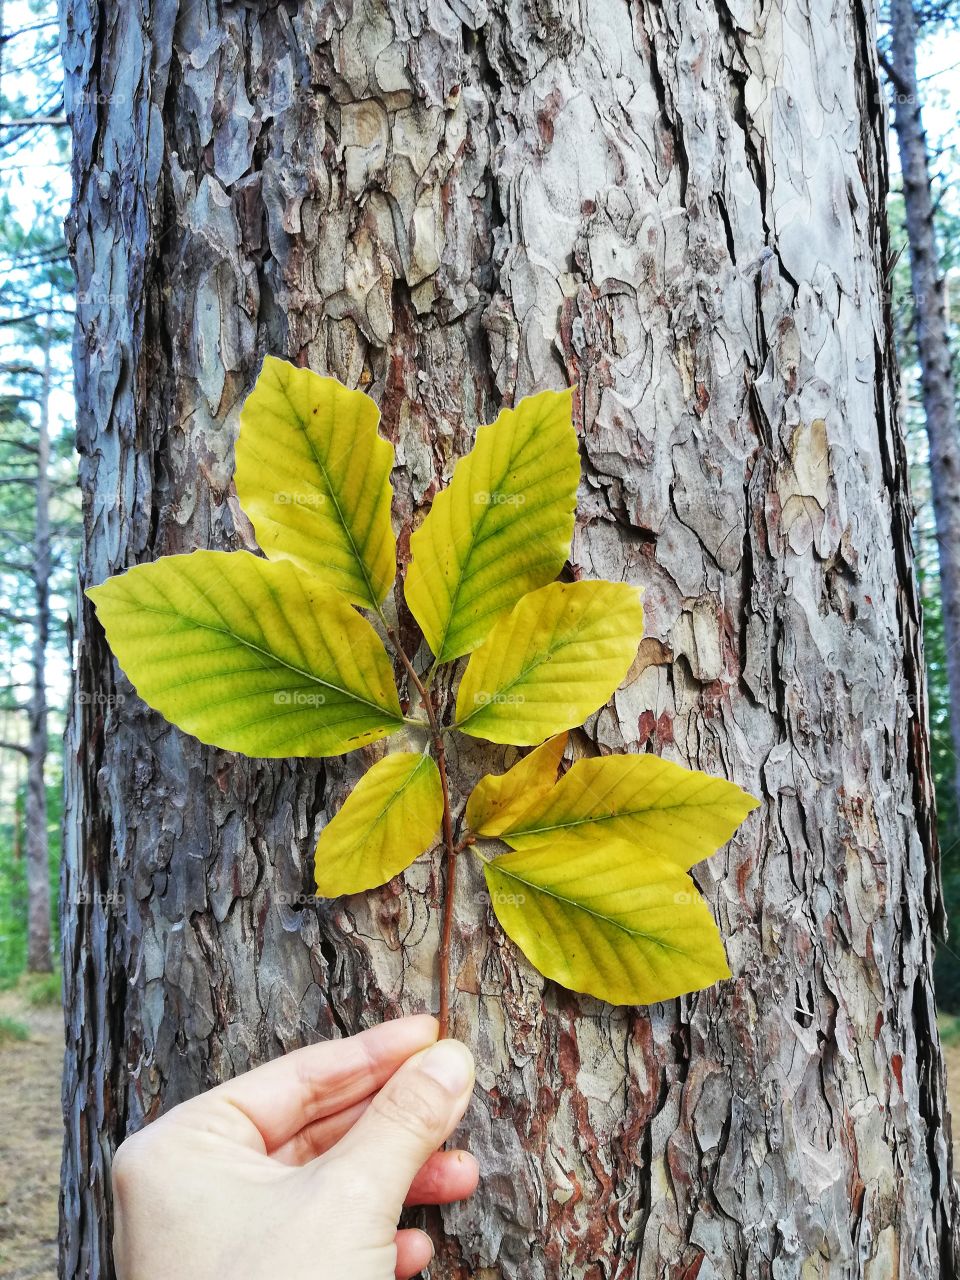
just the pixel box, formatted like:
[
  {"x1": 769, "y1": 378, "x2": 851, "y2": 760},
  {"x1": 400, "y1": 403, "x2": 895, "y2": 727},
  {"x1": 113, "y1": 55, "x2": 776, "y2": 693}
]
[{"x1": 418, "y1": 1040, "x2": 474, "y2": 1094}]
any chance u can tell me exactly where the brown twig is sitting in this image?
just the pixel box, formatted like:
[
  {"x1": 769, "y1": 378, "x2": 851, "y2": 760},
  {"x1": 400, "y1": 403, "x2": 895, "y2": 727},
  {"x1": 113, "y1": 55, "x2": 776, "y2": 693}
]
[{"x1": 386, "y1": 627, "x2": 458, "y2": 1037}]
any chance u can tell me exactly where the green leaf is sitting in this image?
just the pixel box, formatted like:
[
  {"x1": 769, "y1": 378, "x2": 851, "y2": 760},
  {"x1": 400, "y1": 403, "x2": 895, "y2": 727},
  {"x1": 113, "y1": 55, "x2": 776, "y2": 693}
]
[
  {"x1": 404, "y1": 389, "x2": 579, "y2": 662},
  {"x1": 235, "y1": 356, "x2": 396, "y2": 609},
  {"x1": 465, "y1": 733, "x2": 568, "y2": 836},
  {"x1": 455, "y1": 580, "x2": 644, "y2": 745},
  {"x1": 314, "y1": 752, "x2": 443, "y2": 896},
  {"x1": 86, "y1": 550, "x2": 404, "y2": 758},
  {"x1": 484, "y1": 838, "x2": 730, "y2": 1004},
  {"x1": 492, "y1": 755, "x2": 759, "y2": 870}
]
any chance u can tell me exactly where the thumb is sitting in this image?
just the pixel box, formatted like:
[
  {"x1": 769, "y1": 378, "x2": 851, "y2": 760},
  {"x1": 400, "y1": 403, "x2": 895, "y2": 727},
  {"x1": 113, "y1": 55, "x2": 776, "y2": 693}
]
[{"x1": 322, "y1": 1038, "x2": 475, "y2": 1219}]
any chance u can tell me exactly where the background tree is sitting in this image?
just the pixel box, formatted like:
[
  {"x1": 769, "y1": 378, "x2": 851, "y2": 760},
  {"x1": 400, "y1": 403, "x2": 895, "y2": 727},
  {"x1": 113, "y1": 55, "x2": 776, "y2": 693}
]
[
  {"x1": 0, "y1": 214, "x2": 75, "y2": 974},
  {"x1": 0, "y1": 0, "x2": 74, "y2": 980},
  {"x1": 881, "y1": 0, "x2": 960, "y2": 880},
  {"x1": 60, "y1": 2, "x2": 960, "y2": 1278},
  {"x1": 879, "y1": 5, "x2": 960, "y2": 1009}
]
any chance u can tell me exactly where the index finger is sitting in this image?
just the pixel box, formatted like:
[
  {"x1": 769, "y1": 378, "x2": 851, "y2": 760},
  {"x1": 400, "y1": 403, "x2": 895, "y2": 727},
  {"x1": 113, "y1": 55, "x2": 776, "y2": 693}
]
[{"x1": 180, "y1": 1014, "x2": 439, "y2": 1152}]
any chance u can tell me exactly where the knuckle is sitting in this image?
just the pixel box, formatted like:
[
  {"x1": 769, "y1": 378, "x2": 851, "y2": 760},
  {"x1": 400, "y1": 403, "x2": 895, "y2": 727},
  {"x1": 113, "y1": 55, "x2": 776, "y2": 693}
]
[
  {"x1": 110, "y1": 1132, "x2": 151, "y2": 1202},
  {"x1": 372, "y1": 1077, "x2": 447, "y2": 1141}
]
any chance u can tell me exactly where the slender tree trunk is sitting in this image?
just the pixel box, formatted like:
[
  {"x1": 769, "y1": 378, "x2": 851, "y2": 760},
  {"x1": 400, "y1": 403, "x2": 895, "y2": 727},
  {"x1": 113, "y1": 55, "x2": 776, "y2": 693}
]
[
  {"x1": 885, "y1": 0, "x2": 960, "y2": 831},
  {"x1": 0, "y1": 0, "x2": 5, "y2": 115},
  {"x1": 60, "y1": 0, "x2": 959, "y2": 1276},
  {"x1": 26, "y1": 316, "x2": 51, "y2": 973}
]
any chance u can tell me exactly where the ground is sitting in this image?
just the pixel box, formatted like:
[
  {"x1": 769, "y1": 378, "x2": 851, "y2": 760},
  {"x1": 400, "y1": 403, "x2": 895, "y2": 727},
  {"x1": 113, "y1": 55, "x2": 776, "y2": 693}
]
[
  {"x1": 0, "y1": 982, "x2": 61, "y2": 1280},
  {"x1": 941, "y1": 1013, "x2": 960, "y2": 1172},
  {"x1": 1, "y1": 995, "x2": 960, "y2": 1277}
]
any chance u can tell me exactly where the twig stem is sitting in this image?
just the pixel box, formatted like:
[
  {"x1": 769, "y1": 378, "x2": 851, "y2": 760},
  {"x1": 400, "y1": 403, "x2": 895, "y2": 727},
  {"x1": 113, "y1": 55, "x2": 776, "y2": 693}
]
[{"x1": 386, "y1": 627, "x2": 458, "y2": 1037}]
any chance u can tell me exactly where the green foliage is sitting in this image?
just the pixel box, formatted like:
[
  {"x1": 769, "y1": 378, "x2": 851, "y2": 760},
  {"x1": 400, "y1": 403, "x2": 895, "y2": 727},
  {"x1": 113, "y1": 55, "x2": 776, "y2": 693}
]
[
  {"x1": 0, "y1": 107, "x2": 80, "y2": 993},
  {"x1": 888, "y1": 184, "x2": 960, "y2": 1010},
  {"x1": 89, "y1": 361, "x2": 758, "y2": 1010},
  {"x1": 20, "y1": 971, "x2": 61, "y2": 1007},
  {"x1": 0, "y1": 780, "x2": 61, "y2": 985},
  {"x1": 0, "y1": 1015, "x2": 29, "y2": 1044}
]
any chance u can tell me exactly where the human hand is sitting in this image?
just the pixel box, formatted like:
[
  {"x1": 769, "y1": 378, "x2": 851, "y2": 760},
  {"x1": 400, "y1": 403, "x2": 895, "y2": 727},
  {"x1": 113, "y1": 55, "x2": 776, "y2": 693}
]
[{"x1": 111, "y1": 1015, "x2": 477, "y2": 1279}]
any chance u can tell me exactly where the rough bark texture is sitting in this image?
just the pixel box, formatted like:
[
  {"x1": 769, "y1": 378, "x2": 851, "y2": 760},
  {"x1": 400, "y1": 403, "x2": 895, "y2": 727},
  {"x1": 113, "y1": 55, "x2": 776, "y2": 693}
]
[
  {"x1": 60, "y1": 0, "x2": 959, "y2": 1276},
  {"x1": 26, "y1": 321, "x2": 51, "y2": 974},
  {"x1": 886, "y1": 0, "x2": 960, "y2": 833}
]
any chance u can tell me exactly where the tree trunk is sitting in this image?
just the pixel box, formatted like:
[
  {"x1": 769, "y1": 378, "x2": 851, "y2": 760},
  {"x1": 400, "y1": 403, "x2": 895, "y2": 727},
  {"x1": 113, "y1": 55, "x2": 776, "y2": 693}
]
[
  {"x1": 59, "y1": 0, "x2": 959, "y2": 1276},
  {"x1": 26, "y1": 313, "x2": 51, "y2": 973},
  {"x1": 885, "y1": 0, "x2": 960, "y2": 835}
]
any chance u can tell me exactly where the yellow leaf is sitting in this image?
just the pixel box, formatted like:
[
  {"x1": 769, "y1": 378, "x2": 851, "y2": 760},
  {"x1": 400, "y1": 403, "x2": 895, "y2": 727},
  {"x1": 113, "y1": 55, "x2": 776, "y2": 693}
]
[
  {"x1": 235, "y1": 356, "x2": 396, "y2": 609},
  {"x1": 314, "y1": 753, "x2": 443, "y2": 896},
  {"x1": 404, "y1": 389, "x2": 579, "y2": 662},
  {"x1": 455, "y1": 580, "x2": 644, "y2": 745},
  {"x1": 484, "y1": 838, "x2": 731, "y2": 1004},
  {"x1": 497, "y1": 755, "x2": 759, "y2": 869},
  {"x1": 464, "y1": 733, "x2": 568, "y2": 836},
  {"x1": 86, "y1": 550, "x2": 404, "y2": 758}
]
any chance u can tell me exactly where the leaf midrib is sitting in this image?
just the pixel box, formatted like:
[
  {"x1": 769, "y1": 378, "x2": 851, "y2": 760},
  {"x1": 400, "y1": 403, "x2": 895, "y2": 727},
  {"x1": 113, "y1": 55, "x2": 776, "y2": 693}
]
[
  {"x1": 455, "y1": 619, "x2": 587, "y2": 730},
  {"x1": 507, "y1": 800, "x2": 739, "y2": 842},
  {"x1": 123, "y1": 600, "x2": 398, "y2": 719},
  {"x1": 489, "y1": 859, "x2": 692, "y2": 956},
  {"x1": 341, "y1": 756, "x2": 435, "y2": 852},
  {"x1": 274, "y1": 375, "x2": 383, "y2": 609},
  {"x1": 431, "y1": 412, "x2": 569, "y2": 660}
]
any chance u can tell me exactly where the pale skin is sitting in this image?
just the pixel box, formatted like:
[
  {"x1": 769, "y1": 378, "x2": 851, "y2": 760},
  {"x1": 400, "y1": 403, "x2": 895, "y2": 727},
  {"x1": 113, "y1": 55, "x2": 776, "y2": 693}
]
[{"x1": 111, "y1": 1015, "x2": 478, "y2": 1279}]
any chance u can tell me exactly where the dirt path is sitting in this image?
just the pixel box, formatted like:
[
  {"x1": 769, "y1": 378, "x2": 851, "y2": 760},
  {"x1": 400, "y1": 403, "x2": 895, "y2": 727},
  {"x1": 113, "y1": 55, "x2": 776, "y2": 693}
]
[
  {"x1": 944, "y1": 1038, "x2": 960, "y2": 1159},
  {"x1": 0, "y1": 990, "x2": 62, "y2": 1280}
]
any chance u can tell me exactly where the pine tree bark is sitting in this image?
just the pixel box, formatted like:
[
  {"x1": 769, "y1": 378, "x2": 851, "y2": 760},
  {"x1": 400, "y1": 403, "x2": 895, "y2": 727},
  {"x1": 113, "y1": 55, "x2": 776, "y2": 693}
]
[
  {"x1": 26, "y1": 315, "x2": 51, "y2": 973},
  {"x1": 59, "y1": 0, "x2": 959, "y2": 1276},
  {"x1": 884, "y1": 0, "x2": 960, "y2": 834}
]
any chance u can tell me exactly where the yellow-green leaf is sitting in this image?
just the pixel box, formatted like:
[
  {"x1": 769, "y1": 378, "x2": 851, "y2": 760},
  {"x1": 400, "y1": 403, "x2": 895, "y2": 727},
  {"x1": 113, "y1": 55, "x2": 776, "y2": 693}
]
[
  {"x1": 86, "y1": 550, "x2": 404, "y2": 758},
  {"x1": 465, "y1": 733, "x2": 568, "y2": 836},
  {"x1": 235, "y1": 356, "x2": 396, "y2": 609},
  {"x1": 404, "y1": 389, "x2": 579, "y2": 662},
  {"x1": 455, "y1": 580, "x2": 644, "y2": 745},
  {"x1": 497, "y1": 755, "x2": 759, "y2": 870},
  {"x1": 484, "y1": 838, "x2": 730, "y2": 1004},
  {"x1": 314, "y1": 753, "x2": 443, "y2": 896}
]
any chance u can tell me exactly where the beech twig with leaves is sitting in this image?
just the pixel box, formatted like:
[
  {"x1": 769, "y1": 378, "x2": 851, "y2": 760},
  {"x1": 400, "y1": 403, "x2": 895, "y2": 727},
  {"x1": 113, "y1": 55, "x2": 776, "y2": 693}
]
[{"x1": 88, "y1": 357, "x2": 758, "y2": 1036}]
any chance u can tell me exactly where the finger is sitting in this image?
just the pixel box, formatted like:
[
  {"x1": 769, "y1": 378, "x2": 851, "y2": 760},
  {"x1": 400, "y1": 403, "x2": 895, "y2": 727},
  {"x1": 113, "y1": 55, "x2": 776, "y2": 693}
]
[
  {"x1": 405, "y1": 1149, "x2": 479, "y2": 1206},
  {"x1": 181, "y1": 1015, "x2": 439, "y2": 1151},
  {"x1": 272, "y1": 1095, "x2": 373, "y2": 1165},
  {"x1": 395, "y1": 1229, "x2": 434, "y2": 1278},
  {"x1": 321, "y1": 1039, "x2": 475, "y2": 1220},
  {"x1": 277, "y1": 1111, "x2": 478, "y2": 1204}
]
